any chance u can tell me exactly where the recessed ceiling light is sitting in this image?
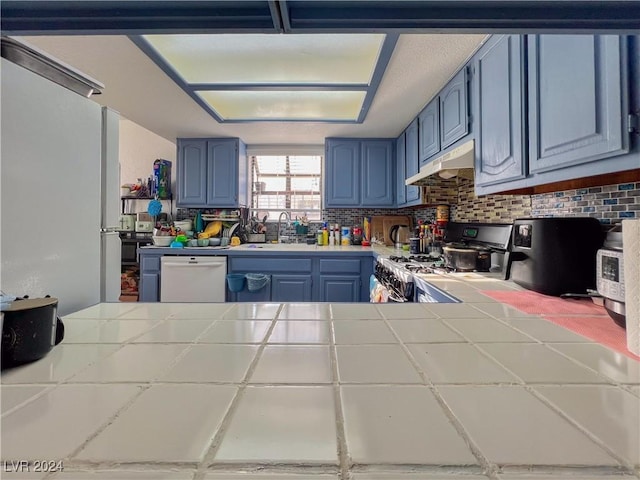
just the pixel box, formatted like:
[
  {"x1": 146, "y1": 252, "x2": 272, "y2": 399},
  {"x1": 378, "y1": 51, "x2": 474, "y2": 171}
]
[{"x1": 131, "y1": 33, "x2": 397, "y2": 123}]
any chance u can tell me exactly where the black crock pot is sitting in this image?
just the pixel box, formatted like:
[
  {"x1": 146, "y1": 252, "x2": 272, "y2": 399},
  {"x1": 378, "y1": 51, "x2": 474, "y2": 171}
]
[
  {"x1": 1, "y1": 296, "x2": 64, "y2": 369},
  {"x1": 443, "y1": 243, "x2": 492, "y2": 272}
]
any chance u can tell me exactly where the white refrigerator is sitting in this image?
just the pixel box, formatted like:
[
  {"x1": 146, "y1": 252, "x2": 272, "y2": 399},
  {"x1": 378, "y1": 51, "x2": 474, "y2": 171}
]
[{"x1": 1, "y1": 45, "x2": 121, "y2": 315}]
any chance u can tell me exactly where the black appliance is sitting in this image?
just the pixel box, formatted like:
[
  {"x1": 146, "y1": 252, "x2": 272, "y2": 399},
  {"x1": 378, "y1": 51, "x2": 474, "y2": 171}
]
[
  {"x1": 506, "y1": 217, "x2": 605, "y2": 296},
  {"x1": 120, "y1": 232, "x2": 153, "y2": 264},
  {"x1": 443, "y1": 222, "x2": 513, "y2": 272},
  {"x1": 1, "y1": 296, "x2": 64, "y2": 368}
]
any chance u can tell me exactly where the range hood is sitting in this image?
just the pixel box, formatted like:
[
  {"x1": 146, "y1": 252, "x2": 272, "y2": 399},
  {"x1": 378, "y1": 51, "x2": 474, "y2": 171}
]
[{"x1": 406, "y1": 140, "x2": 475, "y2": 186}]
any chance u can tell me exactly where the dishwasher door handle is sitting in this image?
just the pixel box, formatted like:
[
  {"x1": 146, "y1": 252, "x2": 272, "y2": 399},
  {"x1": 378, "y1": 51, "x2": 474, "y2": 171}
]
[{"x1": 162, "y1": 262, "x2": 225, "y2": 267}]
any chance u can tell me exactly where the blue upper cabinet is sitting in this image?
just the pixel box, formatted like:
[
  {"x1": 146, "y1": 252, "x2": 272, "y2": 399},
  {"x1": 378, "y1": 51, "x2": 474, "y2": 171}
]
[
  {"x1": 528, "y1": 35, "x2": 629, "y2": 173},
  {"x1": 404, "y1": 119, "x2": 422, "y2": 204},
  {"x1": 206, "y1": 139, "x2": 238, "y2": 207},
  {"x1": 473, "y1": 35, "x2": 527, "y2": 188},
  {"x1": 325, "y1": 138, "x2": 394, "y2": 208},
  {"x1": 396, "y1": 132, "x2": 406, "y2": 206},
  {"x1": 325, "y1": 140, "x2": 360, "y2": 207},
  {"x1": 177, "y1": 138, "x2": 247, "y2": 208},
  {"x1": 440, "y1": 68, "x2": 470, "y2": 149},
  {"x1": 418, "y1": 99, "x2": 440, "y2": 165},
  {"x1": 177, "y1": 140, "x2": 207, "y2": 206},
  {"x1": 361, "y1": 140, "x2": 394, "y2": 206}
]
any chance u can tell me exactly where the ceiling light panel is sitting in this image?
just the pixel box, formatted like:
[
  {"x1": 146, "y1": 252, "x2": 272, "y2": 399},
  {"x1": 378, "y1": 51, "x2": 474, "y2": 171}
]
[
  {"x1": 197, "y1": 90, "x2": 366, "y2": 121},
  {"x1": 142, "y1": 34, "x2": 385, "y2": 85}
]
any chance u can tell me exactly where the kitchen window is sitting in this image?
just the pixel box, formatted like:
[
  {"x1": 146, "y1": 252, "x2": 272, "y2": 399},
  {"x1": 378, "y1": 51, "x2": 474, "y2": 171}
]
[{"x1": 250, "y1": 150, "x2": 322, "y2": 222}]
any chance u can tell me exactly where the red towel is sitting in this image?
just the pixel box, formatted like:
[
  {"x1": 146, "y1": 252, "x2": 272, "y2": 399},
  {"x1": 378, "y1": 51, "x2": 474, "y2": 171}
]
[
  {"x1": 481, "y1": 290, "x2": 639, "y2": 360},
  {"x1": 480, "y1": 290, "x2": 606, "y2": 315}
]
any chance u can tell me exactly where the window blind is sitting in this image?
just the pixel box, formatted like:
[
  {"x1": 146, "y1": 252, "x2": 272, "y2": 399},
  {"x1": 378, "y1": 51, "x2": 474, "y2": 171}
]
[{"x1": 251, "y1": 155, "x2": 322, "y2": 222}]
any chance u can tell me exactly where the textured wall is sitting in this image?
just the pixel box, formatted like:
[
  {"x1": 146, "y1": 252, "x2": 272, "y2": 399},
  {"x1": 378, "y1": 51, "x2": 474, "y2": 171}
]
[{"x1": 119, "y1": 118, "x2": 176, "y2": 216}]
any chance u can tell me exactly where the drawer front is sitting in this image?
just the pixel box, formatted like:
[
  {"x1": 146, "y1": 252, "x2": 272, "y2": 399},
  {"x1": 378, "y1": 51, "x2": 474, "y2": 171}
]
[
  {"x1": 230, "y1": 257, "x2": 312, "y2": 273},
  {"x1": 140, "y1": 255, "x2": 161, "y2": 272},
  {"x1": 319, "y1": 258, "x2": 361, "y2": 274}
]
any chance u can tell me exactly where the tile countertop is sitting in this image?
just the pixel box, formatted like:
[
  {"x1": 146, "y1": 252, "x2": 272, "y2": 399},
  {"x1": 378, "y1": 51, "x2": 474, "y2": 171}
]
[
  {"x1": 2, "y1": 274, "x2": 639, "y2": 480},
  {"x1": 139, "y1": 243, "x2": 396, "y2": 256}
]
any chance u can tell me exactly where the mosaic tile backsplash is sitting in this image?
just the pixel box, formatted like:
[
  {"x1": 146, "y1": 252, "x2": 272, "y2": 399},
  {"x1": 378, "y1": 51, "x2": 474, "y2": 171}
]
[
  {"x1": 178, "y1": 181, "x2": 639, "y2": 240},
  {"x1": 530, "y1": 182, "x2": 640, "y2": 224}
]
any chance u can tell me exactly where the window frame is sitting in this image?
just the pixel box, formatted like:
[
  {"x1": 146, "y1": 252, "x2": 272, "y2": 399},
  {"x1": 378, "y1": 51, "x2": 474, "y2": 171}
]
[{"x1": 247, "y1": 145, "x2": 324, "y2": 222}]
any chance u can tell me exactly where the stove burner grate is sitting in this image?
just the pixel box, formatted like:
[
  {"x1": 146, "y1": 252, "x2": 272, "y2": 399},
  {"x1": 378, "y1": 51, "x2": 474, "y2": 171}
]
[
  {"x1": 389, "y1": 255, "x2": 411, "y2": 263},
  {"x1": 408, "y1": 255, "x2": 433, "y2": 263}
]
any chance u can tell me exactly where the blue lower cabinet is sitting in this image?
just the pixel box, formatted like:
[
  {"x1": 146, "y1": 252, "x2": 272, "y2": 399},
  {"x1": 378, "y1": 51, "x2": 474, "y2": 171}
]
[
  {"x1": 319, "y1": 276, "x2": 360, "y2": 302},
  {"x1": 234, "y1": 283, "x2": 271, "y2": 302},
  {"x1": 271, "y1": 275, "x2": 313, "y2": 302},
  {"x1": 142, "y1": 253, "x2": 373, "y2": 303},
  {"x1": 139, "y1": 272, "x2": 159, "y2": 302},
  {"x1": 139, "y1": 255, "x2": 162, "y2": 301}
]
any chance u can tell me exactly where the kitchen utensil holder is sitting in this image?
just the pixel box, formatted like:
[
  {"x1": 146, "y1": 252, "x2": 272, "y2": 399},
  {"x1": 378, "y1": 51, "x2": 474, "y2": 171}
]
[
  {"x1": 245, "y1": 273, "x2": 270, "y2": 292},
  {"x1": 295, "y1": 225, "x2": 309, "y2": 235},
  {"x1": 226, "y1": 274, "x2": 246, "y2": 293}
]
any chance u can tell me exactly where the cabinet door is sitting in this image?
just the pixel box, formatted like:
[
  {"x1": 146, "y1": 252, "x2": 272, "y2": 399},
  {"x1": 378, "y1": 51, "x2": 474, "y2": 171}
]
[
  {"x1": 319, "y1": 276, "x2": 360, "y2": 302},
  {"x1": 474, "y1": 35, "x2": 527, "y2": 187},
  {"x1": 234, "y1": 285, "x2": 271, "y2": 302},
  {"x1": 325, "y1": 140, "x2": 360, "y2": 206},
  {"x1": 528, "y1": 35, "x2": 628, "y2": 173},
  {"x1": 139, "y1": 272, "x2": 159, "y2": 302},
  {"x1": 404, "y1": 119, "x2": 421, "y2": 204},
  {"x1": 440, "y1": 68, "x2": 469, "y2": 149},
  {"x1": 206, "y1": 139, "x2": 238, "y2": 207},
  {"x1": 361, "y1": 140, "x2": 394, "y2": 206},
  {"x1": 418, "y1": 99, "x2": 440, "y2": 165},
  {"x1": 271, "y1": 275, "x2": 312, "y2": 302},
  {"x1": 396, "y1": 133, "x2": 406, "y2": 206},
  {"x1": 177, "y1": 140, "x2": 207, "y2": 206}
]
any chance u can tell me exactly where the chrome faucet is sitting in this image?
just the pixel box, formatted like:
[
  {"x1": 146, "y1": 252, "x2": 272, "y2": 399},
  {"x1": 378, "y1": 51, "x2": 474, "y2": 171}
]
[{"x1": 277, "y1": 211, "x2": 291, "y2": 243}]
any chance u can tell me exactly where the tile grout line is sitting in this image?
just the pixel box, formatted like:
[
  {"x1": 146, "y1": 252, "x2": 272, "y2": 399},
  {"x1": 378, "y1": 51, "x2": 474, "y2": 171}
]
[
  {"x1": 192, "y1": 303, "x2": 284, "y2": 480},
  {"x1": 375, "y1": 306, "x2": 499, "y2": 480},
  {"x1": 544, "y1": 342, "x2": 639, "y2": 387},
  {"x1": 56, "y1": 312, "x2": 228, "y2": 473},
  {"x1": 446, "y1": 328, "x2": 637, "y2": 473},
  {"x1": 53, "y1": 383, "x2": 154, "y2": 475},
  {"x1": 441, "y1": 317, "x2": 637, "y2": 472},
  {"x1": 328, "y1": 305, "x2": 353, "y2": 480}
]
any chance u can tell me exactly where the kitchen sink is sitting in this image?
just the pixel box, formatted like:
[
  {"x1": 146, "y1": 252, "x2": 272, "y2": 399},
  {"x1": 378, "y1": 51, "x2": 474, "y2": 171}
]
[{"x1": 238, "y1": 243, "x2": 316, "y2": 250}]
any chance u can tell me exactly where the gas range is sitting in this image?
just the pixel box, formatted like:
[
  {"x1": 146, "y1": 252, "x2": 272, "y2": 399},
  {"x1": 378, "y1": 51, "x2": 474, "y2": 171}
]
[
  {"x1": 375, "y1": 255, "x2": 460, "y2": 303},
  {"x1": 373, "y1": 222, "x2": 513, "y2": 303},
  {"x1": 387, "y1": 254, "x2": 447, "y2": 274}
]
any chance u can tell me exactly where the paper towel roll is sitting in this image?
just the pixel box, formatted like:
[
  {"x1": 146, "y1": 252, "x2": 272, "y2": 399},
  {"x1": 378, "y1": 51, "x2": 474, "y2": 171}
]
[{"x1": 623, "y1": 219, "x2": 640, "y2": 356}]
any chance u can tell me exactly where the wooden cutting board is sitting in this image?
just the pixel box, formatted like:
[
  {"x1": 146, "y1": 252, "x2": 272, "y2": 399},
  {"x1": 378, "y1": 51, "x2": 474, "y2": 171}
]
[{"x1": 371, "y1": 215, "x2": 412, "y2": 245}]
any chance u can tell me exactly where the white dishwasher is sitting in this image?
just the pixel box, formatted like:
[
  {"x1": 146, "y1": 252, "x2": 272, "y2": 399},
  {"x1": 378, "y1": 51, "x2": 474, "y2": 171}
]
[{"x1": 160, "y1": 256, "x2": 227, "y2": 302}]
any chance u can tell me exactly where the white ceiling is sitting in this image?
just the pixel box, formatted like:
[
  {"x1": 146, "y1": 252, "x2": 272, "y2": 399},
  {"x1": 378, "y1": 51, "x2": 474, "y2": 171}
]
[{"x1": 20, "y1": 34, "x2": 487, "y2": 145}]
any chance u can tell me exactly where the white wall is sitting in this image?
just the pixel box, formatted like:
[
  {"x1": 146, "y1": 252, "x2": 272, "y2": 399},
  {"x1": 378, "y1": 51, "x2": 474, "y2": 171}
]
[{"x1": 119, "y1": 118, "x2": 176, "y2": 215}]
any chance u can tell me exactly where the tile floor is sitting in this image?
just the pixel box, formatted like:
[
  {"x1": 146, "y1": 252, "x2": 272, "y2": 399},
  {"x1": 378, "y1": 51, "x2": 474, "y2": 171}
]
[{"x1": 1, "y1": 295, "x2": 639, "y2": 480}]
